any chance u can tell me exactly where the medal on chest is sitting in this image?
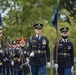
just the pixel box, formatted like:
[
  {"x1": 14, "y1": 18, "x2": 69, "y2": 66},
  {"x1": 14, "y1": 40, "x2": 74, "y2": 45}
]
[
  {"x1": 68, "y1": 46, "x2": 71, "y2": 49},
  {"x1": 42, "y1": 39, "x2": 46, "y2": 45}
]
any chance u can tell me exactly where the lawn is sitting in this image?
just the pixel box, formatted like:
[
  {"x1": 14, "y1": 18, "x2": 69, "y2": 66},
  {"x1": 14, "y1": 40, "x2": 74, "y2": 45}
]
[{"x1": 28, "y1": 68, "x2": 56, "y2": 75}]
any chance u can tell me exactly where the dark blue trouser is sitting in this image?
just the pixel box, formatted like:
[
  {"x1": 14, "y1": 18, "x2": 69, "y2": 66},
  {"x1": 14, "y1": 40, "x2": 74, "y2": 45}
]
[
  {"x1": 2, "y1": 65, "x2": 6, "y2": 75},
  {"x1": 6, "y1": 67, "x2": 10, "y2": 75},
  {"x1": 14, "y1": 69, "x2": 22, "y2": 75},
  {"x1": 0, "y1": 66, "x2": 2, "y2": 74},
  {"x1": 31, "y1": 65, "x2": 46, "y2": 75},
  {"x1": 58, "y1": 67, "x2": 72, "y2": 75},
  {"x1": 6, "y1": 67, "x2": 14, "y2": 75}
]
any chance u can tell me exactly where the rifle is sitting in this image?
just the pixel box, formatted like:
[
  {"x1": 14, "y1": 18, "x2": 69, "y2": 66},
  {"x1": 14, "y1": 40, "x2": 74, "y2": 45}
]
[{"x1": 20, "y1": 48, "x2": 30, "y2": 75}]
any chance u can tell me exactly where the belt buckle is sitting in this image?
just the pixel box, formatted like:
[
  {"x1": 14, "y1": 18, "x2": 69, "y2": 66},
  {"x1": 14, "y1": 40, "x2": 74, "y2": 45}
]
[
  {"x1": 38, "y1": 50, "x2": 40, "y2": 54},
  {"x1": 64, "y1": 53, "x2": 66, "y2": 56}
]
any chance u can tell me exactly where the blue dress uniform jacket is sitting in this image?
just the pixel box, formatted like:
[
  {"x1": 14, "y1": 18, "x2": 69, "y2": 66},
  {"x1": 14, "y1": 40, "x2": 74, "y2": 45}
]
[
  {"x1": 4, "y1": 48, "x2": 11, "y2": 67},
  {"x1": 53, "y1": 39, "x2": 74, "y2": 68},
  {"x1": 14, "y1": 47, "x2": 22, "y2": 70},
  {"x1": 27, "y1": 35, "x2": 50, "y2": 66}
]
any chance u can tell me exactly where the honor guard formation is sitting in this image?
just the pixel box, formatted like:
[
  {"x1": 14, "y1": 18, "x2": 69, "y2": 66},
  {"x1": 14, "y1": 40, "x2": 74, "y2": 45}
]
[
  {"x1": 0, "y1": 38, "x2": 30, "y2": 75},
  {"x1": 0, "y1": 23, "x2": 74, "y2": 75}
]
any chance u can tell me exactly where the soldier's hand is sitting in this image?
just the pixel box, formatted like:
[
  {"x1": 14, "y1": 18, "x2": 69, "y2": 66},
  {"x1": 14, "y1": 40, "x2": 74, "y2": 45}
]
[
  {"x1": 71, "y1": 66, "x2": 74, "y2": 73},
  {"x1": 54, "y1": 63, "x2": 58, "y2": 71},
  {"x1": 5, "y1": 58, "x2": 9, "y2": 61},
  {"x1": 0, "y1": 50, "x2": 2, "y2": 53},
  {"x1": 17, "y1": 58, "x2": 21, "y2": 62},
  {"x1": 26, "y1": 58, "x2": 29, "y2": 63},
  {"x1": 30, "y1": 52, "x2": 35, "y2": 57},
  {"x1": 47, "y1": 62, "x2": 51, "y2": 68},
  {"x1": 13, "y1": 57, "x2": 17, "y2": 61},
  {"x1": 3, "y1": 59, "x2": 6, "y2": 62},
  {"x1": 11, "y1": 61, "x2": 14, "y2": 66}
]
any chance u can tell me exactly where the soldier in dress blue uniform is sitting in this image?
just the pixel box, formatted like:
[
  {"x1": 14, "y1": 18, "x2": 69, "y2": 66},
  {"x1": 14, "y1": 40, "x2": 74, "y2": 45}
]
[
  {"x1": 18, "y1": 38, "x2": 30, "y2": 75},
  {"x1": 4, "y1": 41, "x2": 15, "y2": 75},
  {"x1": 2, "y1": 44, "x2": 8, "y2": 75},
  {"x1": 4, "y1": 44, "x2": 11, "y2": 75},
  {"x1": 14, "y1": 38, "x2": 29, "y2": 75},
  {"x1": 0, "y1": 47, "x2": 3, "y2": 75},
  {"x1": 12, "y1": 40, "x2": 20, "y2": 75},
  {"x1": 13, "y1": 40, "x2": 22, "y2": 75},
  {"x1": 27, "y1": 23, "x2": 51, "y2": 75},
  {"x1": 53, "y1": 27, "x2": 74, "y2": 75}
]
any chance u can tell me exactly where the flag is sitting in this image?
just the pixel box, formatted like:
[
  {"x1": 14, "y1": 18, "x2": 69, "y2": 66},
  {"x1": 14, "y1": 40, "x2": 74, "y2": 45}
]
[
  {"x1": 0, "y1": 13, "x2": 2, "y2": 38},
  {"x1": 50, "y1": 3, "x2": 59, "y2": 29}
]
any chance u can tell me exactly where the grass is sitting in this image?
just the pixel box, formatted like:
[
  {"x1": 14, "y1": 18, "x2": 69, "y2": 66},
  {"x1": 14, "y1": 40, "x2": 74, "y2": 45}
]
[
  {"x1": 0, "y1": 68, "x2": 56, "y2": 75},
  {"x1": 28, "y1": 68, "x2": 56, "y2": 75},
  {"x1": 47, "y1": 68, "x2": 56, "y2": 75}
]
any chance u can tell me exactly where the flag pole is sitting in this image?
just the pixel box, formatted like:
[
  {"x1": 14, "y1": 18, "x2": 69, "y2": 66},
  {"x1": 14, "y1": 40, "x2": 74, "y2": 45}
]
[
  {"x1": 56, "y1": 0, "x2": 59, "y2": 75},
  {"x1": 50, "y1": 0, "x2": 59, "y2": 74}
]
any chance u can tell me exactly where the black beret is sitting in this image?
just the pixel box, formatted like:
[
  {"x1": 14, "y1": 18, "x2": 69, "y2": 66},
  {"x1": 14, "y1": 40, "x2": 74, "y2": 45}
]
[
  {"x1": 60, "y1": 27, "x2": 69, "y2": 32},
  {"x1": 12, "y1": 41, "x2": 16, "y2": 45},
  {"x1": 34, "y1": 23, "x2": 43, "y2": 29},
  {"x1": 16, "y1": 40, "x2": 20, "y2": 44}
]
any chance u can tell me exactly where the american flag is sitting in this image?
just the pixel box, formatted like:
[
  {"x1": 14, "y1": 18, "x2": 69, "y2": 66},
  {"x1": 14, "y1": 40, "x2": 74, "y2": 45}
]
[{"x1": 0, "y1": 13, "x2": 2, "y2": 39}]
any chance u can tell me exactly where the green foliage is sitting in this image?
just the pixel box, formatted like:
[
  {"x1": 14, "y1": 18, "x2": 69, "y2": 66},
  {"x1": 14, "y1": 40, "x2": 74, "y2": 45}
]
[
  {"x1": 60, "y1": 0, "x2": 76, "y2": 17},
  {"x1": 1, "y1": 0, "x2": 76, "y2": 55}
]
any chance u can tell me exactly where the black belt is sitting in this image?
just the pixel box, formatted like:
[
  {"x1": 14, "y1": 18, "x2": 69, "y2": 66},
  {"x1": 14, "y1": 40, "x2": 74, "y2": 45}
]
[
  {"x1": 33, "y1": 50, "x2": 46, "y2": 54},
  {"x1": 58, "y1": 53, "x2": 70, "y2": 56}
]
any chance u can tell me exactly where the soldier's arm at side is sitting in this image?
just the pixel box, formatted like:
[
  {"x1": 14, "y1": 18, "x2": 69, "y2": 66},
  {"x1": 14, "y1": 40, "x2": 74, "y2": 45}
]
[
  {"x1": 70, "y1": 42, "x2": 74, "y2": 66},
  {"x1": 46, "y1": 38, "x2": 50, "y2": 62},
  {"x1": 26, "y1": 38, "x2": 32, "y2": 56},
  {"x1": 53, "y1": 44, "x2": 57, "y2": 64}
]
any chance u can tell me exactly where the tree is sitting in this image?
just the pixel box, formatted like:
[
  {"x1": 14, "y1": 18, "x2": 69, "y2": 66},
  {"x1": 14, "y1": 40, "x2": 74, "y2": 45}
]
[
  {"x1": 60, "y1": 0, "x2": 76, "y2": 17},
  {"x1": 1, "y1": 0, "x2": 76, "y2": 55}
]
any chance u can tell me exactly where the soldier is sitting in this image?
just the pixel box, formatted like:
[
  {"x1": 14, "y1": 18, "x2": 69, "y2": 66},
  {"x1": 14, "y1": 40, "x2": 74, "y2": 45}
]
[
  {"x1": 14, "y1": 39, "x2": 23, "y2": 75},
  {"x1": 27, "y1": 23, "x2": 51, "y2": 75},
  {"x1": 2, "y1": 44, "x2": 8, "y2": 75},
  {"x1": 4, "y1": 43, "x2": 11, "y2": 75},
  {"x1": 4, "y1": 41, "x2": 14, "y2": 75},
  {"x1": 0, "y1": 47, "x2": 3, "y2": 75},
  {"x1": 53, "y1": 27, "x2": 74, "y2": 75},
  {"x1": 18, "y1": 38, "x2": 30, "y2": 75},
  {"x1": 11, "y1": 40, "x2": 17, "y2": 75},
  {"x1": 16, "y1": 40, "x2": 20, "y2": 48}
]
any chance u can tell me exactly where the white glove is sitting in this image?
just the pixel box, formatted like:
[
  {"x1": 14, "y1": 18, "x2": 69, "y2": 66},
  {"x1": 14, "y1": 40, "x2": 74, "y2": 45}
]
[
  {"x1": 11, "y1": 61, "x2": 14, "y2": 66},
  {"x1": 47, "y1": 62, "x2": 51, "y2": 68},
  {"x1": 71, "y1": 66, "x2": 74, "y2": 73},
  {"x1": 5, "y1": 58, "x2": 9, "y2": 61},
  {"x1": 30, "y1": 52, "x2": 35, "y2": 57},
  {"x1": 26, "y1": 58, "x2": 29, "y2": 63},
  {"x1": 54, "y1": 63, "x2": 58, "y2": 71},
  {"x1": 0, "y1": 50, "x2": 2, "y2": 53},
  {"x1": 3, "y1": 59, "x2": 6, "y2": 62}
]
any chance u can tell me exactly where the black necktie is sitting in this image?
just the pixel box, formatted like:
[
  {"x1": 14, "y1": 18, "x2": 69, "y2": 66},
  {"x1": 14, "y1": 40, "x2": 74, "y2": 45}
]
[
  {"x1": 38, "y1": 36, "x2": 40, "y2": 40},
  {"x1": 64, "y1": 39, "x2": 66, "y2": 43},
  {"x1": 38, "y1": 35, "x2": 39, "y2": 39}
]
